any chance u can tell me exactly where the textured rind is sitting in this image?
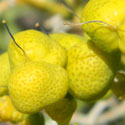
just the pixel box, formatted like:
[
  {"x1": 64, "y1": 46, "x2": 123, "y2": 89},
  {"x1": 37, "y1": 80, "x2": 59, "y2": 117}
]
[
  {"x1": 8, "y1": 30, "x2": 67, "y2": 69},
  {"x1": 0, "y1": 52, "x2": 10, "y2": 96},
  {"x1": 45, "y1": 97, "x2": 77, "y2": 124},
  {"x1": 81, "y1": 0, "x2": 125, "y2": 53},
  {"x1": 50, "y1": 33, "x2": 85, "y2": 50},
  {"x1": 67, "y1": 42, "x2": 119, "y2": 101},
  {"x1": 9, "y1": 61, "x2": 69, "y2": 114}
]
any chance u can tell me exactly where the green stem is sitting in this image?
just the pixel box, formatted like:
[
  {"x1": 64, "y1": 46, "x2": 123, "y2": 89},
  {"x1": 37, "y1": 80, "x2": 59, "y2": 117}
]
[{"x1": 28, "y1": 112, "x2": 45, "y2": 125}]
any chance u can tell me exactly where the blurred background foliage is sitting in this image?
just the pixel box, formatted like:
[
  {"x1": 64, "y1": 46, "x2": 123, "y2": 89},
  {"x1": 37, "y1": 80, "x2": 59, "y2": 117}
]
[
  {"x1": 0, "y1": 0, "x2": 88, "y2": 52},
  {"x1": 0, "y1": 0, "x2": 125, "y2": 125}
]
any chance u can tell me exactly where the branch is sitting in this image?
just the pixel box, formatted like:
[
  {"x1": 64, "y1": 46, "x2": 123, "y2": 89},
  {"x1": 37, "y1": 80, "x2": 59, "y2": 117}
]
[
  {"x1": 95, "y1": 101, "x2": 125, "y2": 124},
  {"x1": 71, "y1": 98, "x2": 119, "y2": 125}
]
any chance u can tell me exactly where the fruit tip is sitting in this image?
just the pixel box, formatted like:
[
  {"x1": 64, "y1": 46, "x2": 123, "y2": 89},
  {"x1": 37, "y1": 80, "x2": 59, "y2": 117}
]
[
  {"x1": 2, "y1": 19, "x2": 6, "y2": 24},
  {"x1": 35, "y1": 22, "x2": 40, "y2": 28}
]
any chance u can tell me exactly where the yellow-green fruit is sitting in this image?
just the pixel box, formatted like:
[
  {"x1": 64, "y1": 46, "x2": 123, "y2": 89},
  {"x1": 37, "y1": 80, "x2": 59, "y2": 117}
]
[
  {"x1": 9, "y1": 61, "x2": 68, "y2": 114},
  {"x1": 0, "y1": 95, "x2": 27, "y2": 123},
  {"x1": 8, "y1": 30, "x2": 66, "y2": 70},
  {"x1": 81, "y1": 0, "x2": 125, "y2": 53},
  {"x1": 45, "y1": 94, "x2": 77, "y2": 125},
  {"x1": 50, "y1": 33, "x2": 84, "y2": 51},
  {"x1": 112, "y1": 72, "x2": 125, "y2": 100},
  {"x1": 67, "y1": 41, "x2": 120, "y2": 101},
  {"x1": 0, "y1": 52, "x2": 10, "y2": 96}
]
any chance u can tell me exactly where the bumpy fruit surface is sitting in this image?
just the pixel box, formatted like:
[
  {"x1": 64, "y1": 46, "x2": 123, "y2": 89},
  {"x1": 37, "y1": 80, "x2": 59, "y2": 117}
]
[
  {"x1": 67, "y1": 41, "x2": 120, "y2": 101},
  {"x1": 45, "y1": 94, "x2": 77, "y2": 125},
  {"x1": 0, "y1": 52, "x2": 10, "y2": 96},
  {"x1": 9, "y1": 61, "x2": 68, "y2": 113},
  {"x1": 81, "y1": 0, "x2": 125, "y2": 53},
  {"x1": 0, "y1": 95, "x2": 27, "y2": 123},
  {"x1": 50, "y1": 33, "x2": 84, "y2": 51},
  {"x1": 112, "y1": 72, "x2": 125, "y2": 100},
  {"x1": 8, "y1": 30, "x2": 66, "y2": 69}
]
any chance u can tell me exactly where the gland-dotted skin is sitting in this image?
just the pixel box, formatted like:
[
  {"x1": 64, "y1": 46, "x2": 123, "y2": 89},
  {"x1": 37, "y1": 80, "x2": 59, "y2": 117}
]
[
  {"x1": 0, "y1": 52, "x2": 10, "y2": 96},
  {"x1": 0, "y1": 95, "x2": 27, "y2": 123},
  {"x1": 9, "y1": 61, "x2": 68, "y2": 114},
  {"x1": 50, "y1": 33, "x2": 84, "y2": 51},
  {"x1": 45, "y1": 96, "x2": 77, "y2": 125},
  {"x1": 81, "y1": 0, "x2": 125, "y2": 53},
  {"x1": 8, "y1": 30, "x2": 66, "y2": 70},
  {"x1": 67, "y1": 42, "x2": 119, "y2": 101}
]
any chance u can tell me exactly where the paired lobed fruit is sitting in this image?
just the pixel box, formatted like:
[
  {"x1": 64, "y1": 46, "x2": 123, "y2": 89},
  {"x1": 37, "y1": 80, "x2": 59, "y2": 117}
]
[
  {"x1": 5, "y1": 28, "x2": 69, "y2": 115},
  {"x1": 50, "y1": 33, "x2": 120, "y2": 101}
]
